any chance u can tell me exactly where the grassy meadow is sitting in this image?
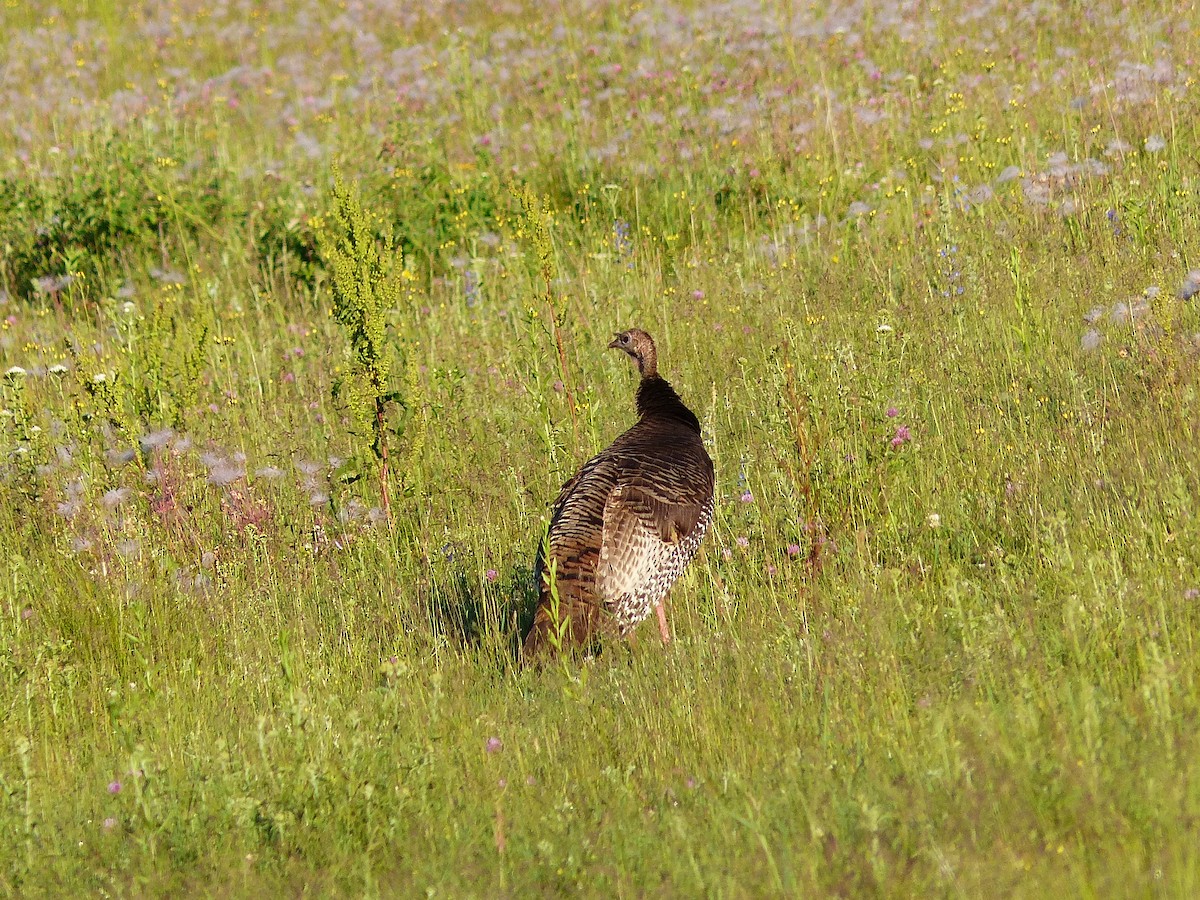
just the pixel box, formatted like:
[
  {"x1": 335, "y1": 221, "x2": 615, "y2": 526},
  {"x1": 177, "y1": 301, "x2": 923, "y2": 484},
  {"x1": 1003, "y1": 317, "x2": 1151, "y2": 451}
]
[{"x1": 2, "y1": 0, "x2": 1200, "y2": 894}]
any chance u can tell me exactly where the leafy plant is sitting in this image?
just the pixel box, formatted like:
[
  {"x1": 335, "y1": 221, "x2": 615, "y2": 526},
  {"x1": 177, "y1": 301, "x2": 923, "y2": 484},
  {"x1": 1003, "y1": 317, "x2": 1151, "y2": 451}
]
[{"x1": 317, "y1": 168, "x2": 405, "y2": 522}]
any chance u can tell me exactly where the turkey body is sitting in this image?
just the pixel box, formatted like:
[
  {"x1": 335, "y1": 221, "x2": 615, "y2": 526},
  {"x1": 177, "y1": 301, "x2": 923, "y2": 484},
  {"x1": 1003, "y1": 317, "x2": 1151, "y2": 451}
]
[{"x1": 522, "y1": 330, "x2": 715, "y2": 659}]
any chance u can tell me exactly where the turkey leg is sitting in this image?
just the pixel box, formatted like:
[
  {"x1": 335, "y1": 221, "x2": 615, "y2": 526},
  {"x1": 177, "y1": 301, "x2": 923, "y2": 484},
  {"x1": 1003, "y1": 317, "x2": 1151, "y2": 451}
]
[{"x1": 655, "y1": 599, "x2": 672, "y2": 644}]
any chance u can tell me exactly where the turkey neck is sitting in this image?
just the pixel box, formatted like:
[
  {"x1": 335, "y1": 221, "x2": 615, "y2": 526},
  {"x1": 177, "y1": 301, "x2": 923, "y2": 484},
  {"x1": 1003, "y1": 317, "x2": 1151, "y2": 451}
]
[{"x1": 635, "y1": 375, "x2": 702, "y2": 434}]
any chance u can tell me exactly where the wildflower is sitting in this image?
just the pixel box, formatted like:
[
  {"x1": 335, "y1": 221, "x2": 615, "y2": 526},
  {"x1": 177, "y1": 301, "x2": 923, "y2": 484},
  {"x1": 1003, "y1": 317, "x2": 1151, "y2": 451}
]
[
  {"x1": 1181, "y1": 588, "x2": 1198, "y2": 600},
  {"x1": 121, "y1": 302, "x2": 136, "y2": 315},
  {"x1": 105, "y1": 448, "x2": 136, "y2": 467},
  {"x1": 886, "y1": 406, "x2": 898, "y2": 418},
  {"x1": 102, "y1": 817, "x2": 117, "y2": 831},
  {"x1": 102, "y1": 487, "x2": 132, "y2": 510},
  {"x1": 464, "y1": 270, "x2": 480, "y2": 307},
  {"x1": 735, "y1": 536, "x2": 749, "y2": 548},
  {"x1": 295, "y1": 460, "x2": 322, "y2": 476},
  {"x1": 149, "y1": 266, "x2": 185, "y2": 284},
  {"x1": 486, "y1": 737, "x2": 502, "y2": 754},
  {"x1": 766, "y1": 564, "x2": 778, "y2": 576},
  {"x1": 485, "y1": 568, "x2": 499, "y2": 583},
  {"x1": 968, "y1": 184, "x2": 994, "y2": 206},
  {"x1": 927, "y1": 513, "x2": 941, "y2": 528},
  {"x1": 139, "y1": 429, "x2": 174, "y2": 451},
  {"x1": 255, "y1": 466, "x2": 285, "y2": 480},
  {"x1": 21, "y1": 608, "x2": 33, "y2": 621},
  {"x1": 1021, "y1": 179, "x2": 1051, "y2": 206},
  {"x1": 92, "y1": 373, "x2": 108, "y2": 384},
  {"x1": 740, "y1": 490, "x2": 753, "y2": 503},
  {"x1": 890, "y1": 425, "x2": 911, "y2": 448},
  {"x1": 786, "y1": 543, "x2": 801, "y2": 558},
  {"x1": 203, "y1": 456, "x2": 244, "y2": 486},
  {"x1": 48, "y1": 363, "x2": 69, "y2": 375},
  {"x1": 1144, "y1": 135, "x2": 1166, "y2": 153},
  {"x1": 1178, "y1": 270, "x2": 1200, "y2": 301},
  {"x1": 613, "y1": 220, "x2": 633, "y2": 263},
  {"x1": 33, "y1": 274, "x2": 74, "y2": 294},
  {"x1": 4, "y1": 366, "x2": 26, "y2": 378},
  {"x1": 107, "y1": 781, "x2": 122, "y2": 794},
  {"x1": 721, "y1": 548, "x2": 733, "y2": 560},
  {"x1": 1081, "y1": 329, "x2": 1102, "y2": 352},
  {"x1": 876, "y1": 323, "x2": 893, "y2": 333}
]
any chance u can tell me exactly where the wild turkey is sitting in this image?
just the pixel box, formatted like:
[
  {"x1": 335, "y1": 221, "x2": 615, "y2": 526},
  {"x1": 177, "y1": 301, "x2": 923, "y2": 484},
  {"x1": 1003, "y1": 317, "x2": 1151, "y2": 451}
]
[{"x1": 522, "y1": 328, "x2": 715, "y2": 659}]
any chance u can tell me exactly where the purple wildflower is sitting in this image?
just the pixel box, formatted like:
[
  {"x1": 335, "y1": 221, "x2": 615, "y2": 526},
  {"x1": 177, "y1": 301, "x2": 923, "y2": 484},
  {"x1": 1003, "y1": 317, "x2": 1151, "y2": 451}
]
[
  {"x1": 486, "y1": 737, "x2": 502, "y2": 754},
  {"x1": 485, "y1": 568, "x2": 499, "y2": 583},
  {"x1": 1179, "y1": 270, "x2": 1200, "y2": 301},
  {"x1": 890, "y1": 425, "x2": 911, "y2": 448}
]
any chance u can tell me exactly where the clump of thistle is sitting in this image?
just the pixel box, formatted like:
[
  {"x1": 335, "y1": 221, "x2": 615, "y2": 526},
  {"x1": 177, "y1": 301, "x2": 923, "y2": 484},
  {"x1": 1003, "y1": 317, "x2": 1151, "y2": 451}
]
[{"x1": 317, "y1": 167, "x2": 403, "y2": 522}]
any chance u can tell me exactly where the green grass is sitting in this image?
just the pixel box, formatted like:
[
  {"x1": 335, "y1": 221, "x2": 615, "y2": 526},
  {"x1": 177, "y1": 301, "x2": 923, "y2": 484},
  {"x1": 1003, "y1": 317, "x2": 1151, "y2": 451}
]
[{"x1": 1, "y1": 0, "x2": 1200, "y2": 895}]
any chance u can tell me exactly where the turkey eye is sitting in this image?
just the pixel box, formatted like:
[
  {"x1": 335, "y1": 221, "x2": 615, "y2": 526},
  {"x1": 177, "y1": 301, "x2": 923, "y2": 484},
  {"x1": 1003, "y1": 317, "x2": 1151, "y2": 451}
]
[{"x1": 621, "y1": 335, "x2": 630, "y2": 344}]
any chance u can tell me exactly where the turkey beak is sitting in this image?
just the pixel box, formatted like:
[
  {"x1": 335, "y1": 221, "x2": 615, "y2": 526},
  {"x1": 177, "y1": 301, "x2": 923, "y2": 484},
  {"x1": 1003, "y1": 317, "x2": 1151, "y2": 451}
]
[{"x1": 608, "y1": 334, "x2": 623, "y2": 350}]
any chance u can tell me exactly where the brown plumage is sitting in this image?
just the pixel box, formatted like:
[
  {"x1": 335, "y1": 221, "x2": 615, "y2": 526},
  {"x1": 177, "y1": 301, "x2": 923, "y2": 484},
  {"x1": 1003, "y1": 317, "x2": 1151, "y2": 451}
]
[{"x1": 522, "y1": 329, "x2": 715, "y2": 660}]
